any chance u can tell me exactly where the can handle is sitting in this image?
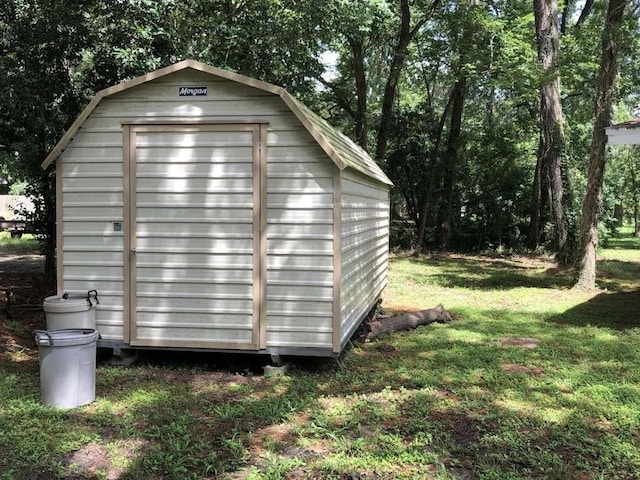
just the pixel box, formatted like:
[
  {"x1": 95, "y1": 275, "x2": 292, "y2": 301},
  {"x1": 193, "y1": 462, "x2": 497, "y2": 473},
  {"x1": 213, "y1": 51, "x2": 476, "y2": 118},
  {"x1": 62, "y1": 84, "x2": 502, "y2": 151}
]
[
  {"x1": 87, "y1": 290, "x2": 99, "y2": 307},
  {"x1": 34, "y1": 330, "x2": 54, "y2": 346}
]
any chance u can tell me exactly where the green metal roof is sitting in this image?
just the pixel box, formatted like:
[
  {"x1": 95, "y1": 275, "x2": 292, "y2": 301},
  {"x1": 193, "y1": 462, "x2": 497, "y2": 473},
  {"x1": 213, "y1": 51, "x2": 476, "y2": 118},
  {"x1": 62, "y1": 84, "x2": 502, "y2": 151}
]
[{"x1": 282, "y1": 93, "x2": 393, "y2": 186}]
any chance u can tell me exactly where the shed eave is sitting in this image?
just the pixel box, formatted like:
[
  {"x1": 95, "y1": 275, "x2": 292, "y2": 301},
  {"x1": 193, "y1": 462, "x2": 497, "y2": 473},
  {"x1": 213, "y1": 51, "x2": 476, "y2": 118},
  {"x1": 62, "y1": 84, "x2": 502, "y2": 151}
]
[{"x1": 279, "y1": 92, "x2": 348, "y2": 172}]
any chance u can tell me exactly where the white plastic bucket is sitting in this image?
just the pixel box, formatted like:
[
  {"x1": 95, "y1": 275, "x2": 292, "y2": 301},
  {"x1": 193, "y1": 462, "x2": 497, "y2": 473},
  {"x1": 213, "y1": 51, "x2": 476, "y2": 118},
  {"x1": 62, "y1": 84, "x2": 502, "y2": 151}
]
[
  {"x1": 43, "y1": 291, "x2": 98, "y2": 330},
  {"x1": 35, "y1": 329, "x2": 99, "y2": 409}
]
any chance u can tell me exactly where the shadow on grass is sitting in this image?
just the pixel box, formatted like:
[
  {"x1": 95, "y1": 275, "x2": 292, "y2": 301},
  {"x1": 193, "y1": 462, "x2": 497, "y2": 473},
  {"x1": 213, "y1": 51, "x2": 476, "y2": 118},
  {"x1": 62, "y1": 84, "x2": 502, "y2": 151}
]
[
  {"x1": 4, "y1": 317, "x2": 640, "y2": 479},
  {"x1": 395, "y1": 249, "x2": 638, "y2": 292},
  {"x1": 0, "y1": 350, "x2": 333, "y2": 479},
  {"x1": 548, "y1": 289, "x2": 640, "y2": 330},
  {"x1": 604, "y1": 233, "x2": 640, "y2": 250},
  {"x1": 99, "y1": 352, "x2": 336, "y2": 478},
  {"x1": 395, "y1": 254, "x2": 574, "y2": 291},
  {"x1": 597, "y1": 259, "x2": 640, "y2": 292}
]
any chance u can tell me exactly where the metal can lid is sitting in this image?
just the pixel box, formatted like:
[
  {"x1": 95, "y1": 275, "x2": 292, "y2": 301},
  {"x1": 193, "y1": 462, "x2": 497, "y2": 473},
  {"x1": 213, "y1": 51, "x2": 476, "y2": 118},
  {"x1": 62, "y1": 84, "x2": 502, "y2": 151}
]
[
  {"x1": 43, "y1": 294, "x2": 93, "y2": 313},
  {"x1": 35, "y1": 329, "x2": 99, "y2": 347}
]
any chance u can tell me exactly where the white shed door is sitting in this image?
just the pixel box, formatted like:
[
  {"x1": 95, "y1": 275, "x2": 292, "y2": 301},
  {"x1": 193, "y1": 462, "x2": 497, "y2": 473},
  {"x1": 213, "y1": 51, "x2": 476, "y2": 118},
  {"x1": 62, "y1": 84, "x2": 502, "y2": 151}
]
[{"x1": 128, "y1": 125, "x2": 261, "y2": 349}]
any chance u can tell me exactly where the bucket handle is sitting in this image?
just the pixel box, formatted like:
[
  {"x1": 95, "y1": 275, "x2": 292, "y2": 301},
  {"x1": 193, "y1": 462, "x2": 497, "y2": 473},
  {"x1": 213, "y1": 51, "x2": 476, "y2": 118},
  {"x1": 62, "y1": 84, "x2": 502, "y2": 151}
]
[
  {"x1": 87, "y1": 290, "x2": 99, "y2": 307},
  {"x1": 60, "y1": 290, "x2": 100, "y2": 307},
  {"x1": 34, "y1": 330, "x2": 54, "y2": 346}
]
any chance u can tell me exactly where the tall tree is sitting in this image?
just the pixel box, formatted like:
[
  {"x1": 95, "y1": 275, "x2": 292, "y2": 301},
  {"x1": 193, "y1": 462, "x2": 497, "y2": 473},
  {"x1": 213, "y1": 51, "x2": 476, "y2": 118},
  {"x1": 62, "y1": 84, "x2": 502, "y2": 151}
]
[
  {"x1": 315, "y1": 0, "x2": 386, "y2": 151},
  {"x1": 435, "y1": 2, "x2": 483, "y2": 249},
  {"x1": 530, "y1": 0, "x2": 572, "y2": 262},
  {"x1": 374, "y1": 0, "x2": 435, "y2": 161},
  {"x1": 576, "y1": 0, "x2": 627, "y2": 289},
  {"x1": 0, "y1": 0, "x2": 91, "y2": 285},
  {"x1": 387, "y1": 1, "x2": 540, "y2": 251},
  {"x1": 436, "y1": 74, "x2": 466, "y2": 248}
]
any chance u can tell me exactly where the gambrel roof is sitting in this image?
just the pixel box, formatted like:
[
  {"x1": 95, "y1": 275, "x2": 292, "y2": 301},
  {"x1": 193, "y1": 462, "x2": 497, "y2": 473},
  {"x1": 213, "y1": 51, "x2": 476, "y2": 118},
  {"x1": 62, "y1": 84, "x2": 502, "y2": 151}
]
[{"x1": 41, "y1": 59, "x2": 392, "y2": 186}]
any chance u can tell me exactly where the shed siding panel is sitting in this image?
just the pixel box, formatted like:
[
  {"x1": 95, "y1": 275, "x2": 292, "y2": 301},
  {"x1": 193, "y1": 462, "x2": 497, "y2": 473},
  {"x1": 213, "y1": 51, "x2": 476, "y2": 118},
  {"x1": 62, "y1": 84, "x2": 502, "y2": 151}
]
[
  {"x1": 135, "y1": 326, "x2": 252, "y2": 344},
  {"x1": 59, "y1": 72, "x2": 304, "y2": 343},
  {"x1": 266, "y1": 138, "x2": 335, "y2": 350},
  {"x1": 340, "y1": 169, "x2": 390, "y2": 346},
  {"x1": 60, "y1": 140, "x2": 125, "y2": 340},
  {"x1": 58, "y1": 68, "x2": 347, "y2": 350}
]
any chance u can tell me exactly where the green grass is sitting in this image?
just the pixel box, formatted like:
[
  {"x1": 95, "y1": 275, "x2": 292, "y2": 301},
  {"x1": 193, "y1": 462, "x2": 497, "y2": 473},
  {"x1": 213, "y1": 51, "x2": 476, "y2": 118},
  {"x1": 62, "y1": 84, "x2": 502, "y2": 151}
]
[
  {"x1": 0, "y1": 232, "x2": 40, "y2": 254},
  {"x1": 1, "y1": 232, "x2": 639, "y2": 479}
]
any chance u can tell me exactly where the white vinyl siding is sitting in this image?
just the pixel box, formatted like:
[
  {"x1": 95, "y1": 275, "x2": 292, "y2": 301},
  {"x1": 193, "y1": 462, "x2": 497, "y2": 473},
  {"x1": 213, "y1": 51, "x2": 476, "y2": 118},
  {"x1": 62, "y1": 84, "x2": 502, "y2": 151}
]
[
  {"x1": 59, "y1": 69, "x2": 338, "y2": 349},
  {"x1": 57, "y1": 71, "x2": 257, "y2": 341},
  {"x1": 266, "y1": 136, "x2": 334, "y2": 350},
  {"x1": 57, "y1": 66, "x2": 391, "y2": 355},
  {"x1": 340, "y1": 169, "x2": 390, "y2": 346},
  {"x1": 60, "y1": 149, "x2": 124, "y2": 340},
  {"x1": 132, "y1": 129, "x2": 255, "y2": 347}
]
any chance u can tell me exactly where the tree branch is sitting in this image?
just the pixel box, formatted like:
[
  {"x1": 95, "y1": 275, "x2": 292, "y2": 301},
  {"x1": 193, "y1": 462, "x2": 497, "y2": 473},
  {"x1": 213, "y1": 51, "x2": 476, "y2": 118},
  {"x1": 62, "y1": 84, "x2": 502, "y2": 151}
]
[
  {"x1": 575, "y1": 0, "x2": 595, "y2": 28},
  {"x1": 560, "y1": 0, "x2": 571, "y2": 34},
  {"x1": 314, "y1": 75, "x2": 356, "y2": 119}
]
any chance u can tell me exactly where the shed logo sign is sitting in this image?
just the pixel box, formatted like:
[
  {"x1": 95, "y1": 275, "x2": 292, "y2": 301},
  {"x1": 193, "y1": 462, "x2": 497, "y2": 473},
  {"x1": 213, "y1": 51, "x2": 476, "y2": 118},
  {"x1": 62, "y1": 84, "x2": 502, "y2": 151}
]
[{"x1": 178, "y1": 86, "x2": 208, "y2": 96}]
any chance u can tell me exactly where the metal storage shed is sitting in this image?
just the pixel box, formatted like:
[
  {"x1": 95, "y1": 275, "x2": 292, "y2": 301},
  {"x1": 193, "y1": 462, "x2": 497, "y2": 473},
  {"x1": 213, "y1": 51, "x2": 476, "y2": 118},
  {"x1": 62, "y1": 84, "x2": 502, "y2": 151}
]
[{"x1": 42, "y1": 60, "x2": 392, "y2": 357}]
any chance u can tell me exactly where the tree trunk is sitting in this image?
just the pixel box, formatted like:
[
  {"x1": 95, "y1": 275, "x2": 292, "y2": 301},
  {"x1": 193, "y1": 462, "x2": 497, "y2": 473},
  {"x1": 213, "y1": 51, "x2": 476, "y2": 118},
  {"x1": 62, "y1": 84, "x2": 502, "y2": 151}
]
[
  {"x1": 44, "y1": 187, "x2": 56, "y2": 288},
  {"x1": 613, "y1": 202, "x2": 624, "y2": 226},
  {"x1": 534, "y1": 0, "x2": 571, "y2": 263},
  {"x1": 631, "y1": 168, "x2": 640, "y2": 235},
  {"x1": 416, "y1": 92, "x2": 454, "y2": 248},
  {"x1": 367, "y1": 304, "x2": 452, "y2": 340},
  {"x1": 527, "y1": 146, "x2": 543, "y2": 249},
  {"x1": 576, "y1": 0, "x2": 626, "y2": 289},
  {"x1": 437, "y1": 76, "x2": 466, "y2": 249},
  {"x1": 486, "y1": 36, "x2": 496, "y2": 127},
  {"x1": 37, "y1": 108, "x2": 57, "y2": 289},
  {"x1": 416, "y1": 182, "x2": 433, "y2": 249},
  {"x1": 349, "y1": 37, "x2": 368, "y2": 151},
  {"x1": 559, "y1": 0, "x2": 570, "y2": 34},
  {"x1": 575, "y1": 0, "x2": 596, "y2": 29},
  {"x1": 374, "y1": 0, "x2": 429, "y2": 162}
]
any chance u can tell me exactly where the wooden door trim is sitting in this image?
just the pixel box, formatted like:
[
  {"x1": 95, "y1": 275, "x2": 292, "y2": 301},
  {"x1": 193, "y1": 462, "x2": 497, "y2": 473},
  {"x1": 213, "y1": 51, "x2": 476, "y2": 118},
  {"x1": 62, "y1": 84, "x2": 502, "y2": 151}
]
[
  {"x1": 125, "y1": 123, "x2": 265, "y2": 349},
  {"x1": 122, "y1": 125, "x2": 132, "y2": 344}
]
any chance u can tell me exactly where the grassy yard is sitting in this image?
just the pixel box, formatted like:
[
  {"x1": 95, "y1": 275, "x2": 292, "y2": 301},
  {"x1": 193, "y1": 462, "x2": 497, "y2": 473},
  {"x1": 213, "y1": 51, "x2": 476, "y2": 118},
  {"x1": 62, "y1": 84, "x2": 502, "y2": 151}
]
[
  {"x1": 0, "y1": 231, "x2": 39, "y2": 253},
  {"x1": 1, "y1": 232, "x2": 639, "y2": 479}
]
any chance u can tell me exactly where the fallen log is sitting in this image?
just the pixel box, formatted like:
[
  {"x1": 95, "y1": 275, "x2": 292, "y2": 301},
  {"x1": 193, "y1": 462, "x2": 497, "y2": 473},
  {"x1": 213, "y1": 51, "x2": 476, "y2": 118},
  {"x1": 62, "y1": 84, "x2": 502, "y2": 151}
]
[{"x1": 366, "y1": 304, "x2": 452, "y2": 340}]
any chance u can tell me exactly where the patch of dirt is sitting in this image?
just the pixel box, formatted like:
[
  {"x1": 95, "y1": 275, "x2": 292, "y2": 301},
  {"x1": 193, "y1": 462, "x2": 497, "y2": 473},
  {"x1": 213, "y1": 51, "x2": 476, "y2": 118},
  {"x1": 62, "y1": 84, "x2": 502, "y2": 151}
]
[
  {"x1": 500, "y1": 336, "x2": 540, "y2": 349},
  {"x1": 584, "y1": 417, "x2": 615, "y2": 431},
  {"x1": 430, "y1": 411, "x2": 481, "y2": 446},
  {"x1": 428, "y1": 411, "x2": 478, "y2": 478},
  {"x1": 64, "y1": 443, "x2": 112, "y2": 478},
  {"x1": 444, "y1": 252, "x2": 559, "y2": 270},
  {"x1": 251, "y1": 422, "x2": 296, "y2": 455},
  {"x1": 501, "y1": 363, "x2": 544, "y2": 376},
  {"x1": 375, "y1": 343, "x2": 399, "y2": 356},
  {"x1": 64, "y1": 439, "x2": 147, "y2": 480},
  {"x1": 432, "y1": 389, "x2": 462, "y2": 403},
  {"x1": 245, "y1": 412, "x2": 328, "y2": 474}
]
